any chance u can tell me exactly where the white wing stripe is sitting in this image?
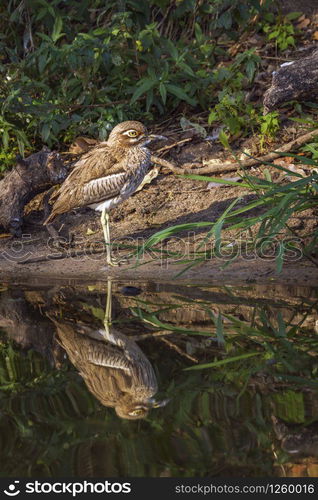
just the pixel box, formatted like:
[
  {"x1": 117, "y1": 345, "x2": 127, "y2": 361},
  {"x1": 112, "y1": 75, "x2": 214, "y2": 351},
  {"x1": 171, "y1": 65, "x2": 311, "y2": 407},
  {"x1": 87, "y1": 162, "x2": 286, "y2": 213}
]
[
  {"x1": 84, "y1": 173, "x2": 126, "y2": 203},
  {"x1": 86, "y1": 173, "x2": 125, "y2": 189}
]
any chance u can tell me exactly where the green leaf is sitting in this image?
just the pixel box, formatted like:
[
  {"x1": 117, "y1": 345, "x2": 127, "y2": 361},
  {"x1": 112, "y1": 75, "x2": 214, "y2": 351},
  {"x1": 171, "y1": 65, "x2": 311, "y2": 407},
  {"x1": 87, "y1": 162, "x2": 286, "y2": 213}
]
[
  {"x1": 41, "y1": 123, "x2": 51, "y2": 143},
  {"x1": 208, "y1": 111, "x2": 218, "y2": 124},
  {"x1": 178, "y1": 62, "x2": 195, "y2": 77},
  {"x1": 194, "y1": 22, "x2": 203, "y2": 42},
  {"x1": 130, "y1": 79, "x2": 155, "y2": 104},
  {"x1": 17, "y1": 139, "x2": 24, "y2": 156},
  {"x1": 218, "y1": 11, "x2": 232, "y2": 30},
  {"x1": 184, "y1": 352, "x2": 261, "y2": 371},
  {"x1": 159, "y1": 82, "x2": 167, "y2": 104},
  {"x1": 286, "y1": 36, "x2": 295, "y2": 46},
  {"x1": 285, "y1": 12, "x2": 302, "y2": 21},
  {"x1": 165, "y1": 84, "x2": 196, "y2": 106},
  {"x1": 219, "y1": 129, "x2": 230, "y2": 149},
  {"x1": 52, "y1": 16, "x2": 64, "y2": 43},
  {"x1": 164, "y1": 39, "x2": 178, "y2": 60},
  {"x1": 15, "y1": 130, "x2": 31, "y2": 148},
  {"x1": 140, "y1": 221, "x2": 212, "y2": 253},
  {"x1": 268, "y1": 30, "x2": 279, "y2": 39},
  {"x1": 38, "y1": 53, "x2": 47, "y2": 74},
  {"x1": 146, "y1": 88, "x2": 153, "y2": 111},
  {"x1": 35, "y1": 32, "x2": 52, "y2": 43},
  {"x1": 183, "y1": 174, "x2": 250, "y2": 187},
  {"x1": 197, "y1": 196, "x2": 242, "y2": 251},
  {"x1": 245, "y1": 60, "x2": 256, "y2": 82},
  {"x1": 2, "y1": 129, "x2": 9, "y2": 149}
]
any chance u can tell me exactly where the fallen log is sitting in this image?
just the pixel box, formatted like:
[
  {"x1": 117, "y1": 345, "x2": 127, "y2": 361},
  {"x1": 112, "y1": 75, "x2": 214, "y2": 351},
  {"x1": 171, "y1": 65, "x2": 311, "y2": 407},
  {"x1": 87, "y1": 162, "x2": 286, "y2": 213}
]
[
  {"x1": 263, "y1": 50, "x2": 318, "y2": 113},
  {"x1": 0, "y1": 148, "x2": 67, "y2": 236}
]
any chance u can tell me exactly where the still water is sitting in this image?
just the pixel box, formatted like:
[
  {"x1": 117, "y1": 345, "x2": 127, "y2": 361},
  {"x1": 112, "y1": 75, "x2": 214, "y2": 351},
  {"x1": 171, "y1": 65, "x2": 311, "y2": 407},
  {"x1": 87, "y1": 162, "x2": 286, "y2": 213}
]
[{"x1": 0, "y1": 279, "x2": 317, "y2": 477}]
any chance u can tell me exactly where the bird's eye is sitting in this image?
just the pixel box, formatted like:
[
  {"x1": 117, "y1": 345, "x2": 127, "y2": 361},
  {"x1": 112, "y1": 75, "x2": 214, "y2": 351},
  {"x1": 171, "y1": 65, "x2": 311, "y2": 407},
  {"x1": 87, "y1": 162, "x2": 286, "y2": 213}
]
[
  {"x1": 126, "y1": 130, "x2": 139, "y2": 138},
  {"x1": 129, "y1": 409, "x2": 144, "y2": 416}
]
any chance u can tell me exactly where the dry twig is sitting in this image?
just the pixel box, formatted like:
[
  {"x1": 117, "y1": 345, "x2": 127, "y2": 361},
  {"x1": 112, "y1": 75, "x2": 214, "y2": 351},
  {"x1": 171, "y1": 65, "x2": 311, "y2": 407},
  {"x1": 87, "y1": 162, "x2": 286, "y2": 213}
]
[
  {"x1": 158, "y1": 336, "x2": 199, "y2": 363},
  {"x1": 152, "y1": 129, "x2": 318, "y2": 176},
  {"x1": 155, "y1": 137, "x2": 193, "y2": 155}
]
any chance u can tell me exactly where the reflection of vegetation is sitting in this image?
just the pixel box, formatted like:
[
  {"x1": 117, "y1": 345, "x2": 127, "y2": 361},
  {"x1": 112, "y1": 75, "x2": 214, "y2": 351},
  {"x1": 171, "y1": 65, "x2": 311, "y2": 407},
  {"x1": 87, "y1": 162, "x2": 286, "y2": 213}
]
[
  {"x1": 132, "y1": 289, "x2": 318, "y2": 385},
  {"x1": 0, "y1": 282, "x2": 318, "y2": 477},
  {"x1": 0, "y1": 337, "x2": 272, "y2": 477}
]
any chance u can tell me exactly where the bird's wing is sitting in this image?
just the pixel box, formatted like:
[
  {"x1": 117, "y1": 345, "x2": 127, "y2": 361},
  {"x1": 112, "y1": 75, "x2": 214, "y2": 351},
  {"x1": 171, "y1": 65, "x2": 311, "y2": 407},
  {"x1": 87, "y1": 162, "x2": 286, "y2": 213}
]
[
  {"x1": 81, "y1": 171, "x2": 128, "y2": 206},
  {"x1": 70, "y1": 143, "x2": 128, "y2": 182},
  {"x1": 54, "y1": 144, "x2": 118, "y2": 192},
  {"x1": 45, "y1": 144, "x2": 127, "y2": 222},
  {"x1": 55, "y1": 321, "x2": 133, "y2": 372},
  {"x1": 87, "y1": 347, "x2": 131, "y2": 372}
]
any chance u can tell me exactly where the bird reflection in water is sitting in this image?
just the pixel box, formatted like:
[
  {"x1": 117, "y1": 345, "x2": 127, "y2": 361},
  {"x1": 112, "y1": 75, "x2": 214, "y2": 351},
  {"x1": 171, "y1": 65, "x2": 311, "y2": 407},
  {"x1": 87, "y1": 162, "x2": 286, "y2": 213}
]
[{"x1": 52, "y1": 280, "x2": 169, "y2": 419}]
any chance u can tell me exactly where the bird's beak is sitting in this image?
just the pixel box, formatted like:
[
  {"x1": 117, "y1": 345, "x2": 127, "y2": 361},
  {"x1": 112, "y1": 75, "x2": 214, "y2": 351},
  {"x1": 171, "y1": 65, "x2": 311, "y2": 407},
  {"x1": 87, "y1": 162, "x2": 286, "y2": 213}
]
[
  {"x1": 143, "y1": 134, "x2": 168, "y2": 145},
  {"x1": 149, "y1": 134, "x2": 168, "y2": 141},
  {"x1": 149, "y1": 397, "x2": 170, "y2": 408}
]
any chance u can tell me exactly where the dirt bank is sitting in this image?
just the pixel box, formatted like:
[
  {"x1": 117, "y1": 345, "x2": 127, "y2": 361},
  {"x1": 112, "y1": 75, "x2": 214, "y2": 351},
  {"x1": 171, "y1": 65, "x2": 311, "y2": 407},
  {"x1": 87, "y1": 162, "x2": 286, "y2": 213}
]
[{"x1": 0, "y1": 136, "x2": 317, "y2": 287}]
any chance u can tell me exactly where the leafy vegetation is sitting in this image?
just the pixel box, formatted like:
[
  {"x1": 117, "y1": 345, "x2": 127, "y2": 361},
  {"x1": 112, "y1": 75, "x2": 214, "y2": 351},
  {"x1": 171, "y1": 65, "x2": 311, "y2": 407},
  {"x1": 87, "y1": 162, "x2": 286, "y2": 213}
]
[
  {"x1": 135, "y1": 153, "x2": 318, "y2": 274},
  {"x1": 259, "y1": 111, "x2": 280, "y2": 150},
  {"x1": 262, "y1": 11, "x2": 301, "y2": 51},
  {"x1": 208, "y1": 49, "x2": 261, "y2": 137},
  {"x1": 0, "y1": 1, "x2": 317, "y2": 478},
  {"x1": 0, "y1": 1, "x2": 315, "y2": 277},
  {"x1": 301, "y1": 139, "x2": 318, "y2": 160},
  {"x1": 0, "y1": 0, "x2": 275, "y2": 162}
]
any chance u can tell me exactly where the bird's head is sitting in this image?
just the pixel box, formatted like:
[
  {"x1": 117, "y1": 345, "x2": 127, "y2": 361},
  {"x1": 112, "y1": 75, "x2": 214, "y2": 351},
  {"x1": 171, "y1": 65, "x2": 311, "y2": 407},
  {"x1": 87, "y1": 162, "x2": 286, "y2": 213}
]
[
  {"x1": 107, "y1": 121, "x2": 166, "y2": 149},
  {"x1": 115, "y1": 398, "x2": 170, "y2": 420}
]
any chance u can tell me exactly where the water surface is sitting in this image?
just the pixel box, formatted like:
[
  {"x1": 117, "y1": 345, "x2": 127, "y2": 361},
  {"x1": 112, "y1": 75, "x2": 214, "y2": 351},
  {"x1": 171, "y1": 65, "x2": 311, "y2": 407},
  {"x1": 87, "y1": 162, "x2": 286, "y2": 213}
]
[{"x1": 0, "y1": 279, "x2": 317, "y2": 477}]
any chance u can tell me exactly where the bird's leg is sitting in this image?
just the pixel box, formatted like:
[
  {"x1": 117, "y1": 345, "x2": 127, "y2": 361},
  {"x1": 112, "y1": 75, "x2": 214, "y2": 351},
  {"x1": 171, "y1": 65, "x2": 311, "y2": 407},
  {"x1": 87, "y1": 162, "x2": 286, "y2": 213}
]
[
  {"x1": 105, "y1": 211, "x2": 112, "y2": 264},
  {"x1": 101, "y1": 281, "x2": 130, "y2": 350},
  {"x1": 101, "y1": 280, "x2": 135, "y2": 359},
  {"x1": 100, "y1": 209, "x2": 129, "y2": 266},
  {"x1": 103, "y1": 278, "x2": 112, "y2": 338},
  {"x1": 100, "y1": 209, "x2": 114, "y2": 266}
]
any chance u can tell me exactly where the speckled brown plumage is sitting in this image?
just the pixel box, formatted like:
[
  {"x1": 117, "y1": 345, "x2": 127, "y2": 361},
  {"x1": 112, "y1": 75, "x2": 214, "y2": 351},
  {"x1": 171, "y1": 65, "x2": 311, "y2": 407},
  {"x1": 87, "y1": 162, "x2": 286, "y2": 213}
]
[
  {"x1": 45, "y1": 121, "x2": 151, "y2": 222},
  {"x1": 53, "y1": 320, "x2": 159, "y2": 420}
]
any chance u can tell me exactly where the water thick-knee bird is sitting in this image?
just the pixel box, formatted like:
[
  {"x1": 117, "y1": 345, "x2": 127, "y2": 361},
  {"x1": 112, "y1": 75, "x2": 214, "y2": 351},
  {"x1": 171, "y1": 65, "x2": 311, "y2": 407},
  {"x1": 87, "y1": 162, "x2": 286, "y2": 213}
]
[
  {"x1": 44, "y1": 121, "x2": 165, "y2": 265},
  {"x1": 50, "y1": 280, "x2": 169, "y2": 419}
]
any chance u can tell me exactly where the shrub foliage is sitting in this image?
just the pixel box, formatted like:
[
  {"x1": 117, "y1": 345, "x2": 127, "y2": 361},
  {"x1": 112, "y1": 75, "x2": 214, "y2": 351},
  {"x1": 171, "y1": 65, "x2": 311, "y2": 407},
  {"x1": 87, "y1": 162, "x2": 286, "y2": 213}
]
[{"x1": 0, "y1": 0, "x2": 269, "y2": 159}]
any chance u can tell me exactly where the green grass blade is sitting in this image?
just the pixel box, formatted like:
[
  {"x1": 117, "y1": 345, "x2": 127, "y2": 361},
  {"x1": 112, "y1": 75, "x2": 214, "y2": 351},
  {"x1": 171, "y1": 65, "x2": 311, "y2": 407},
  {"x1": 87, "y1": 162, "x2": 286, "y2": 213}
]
[{"x1": 184, "y1": 352, "x2": 261, "y2": 370}]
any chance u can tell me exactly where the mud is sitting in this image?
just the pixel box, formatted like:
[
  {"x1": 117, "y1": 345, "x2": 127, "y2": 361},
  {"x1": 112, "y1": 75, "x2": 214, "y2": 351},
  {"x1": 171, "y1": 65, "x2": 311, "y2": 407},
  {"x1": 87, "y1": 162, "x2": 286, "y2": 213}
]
[
  {"x1": 0, "y1": 148, "x2": 317, "y2": 286},
  {"x1": 0, "y1": 108, "x2": 317, "y2": 287}
]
